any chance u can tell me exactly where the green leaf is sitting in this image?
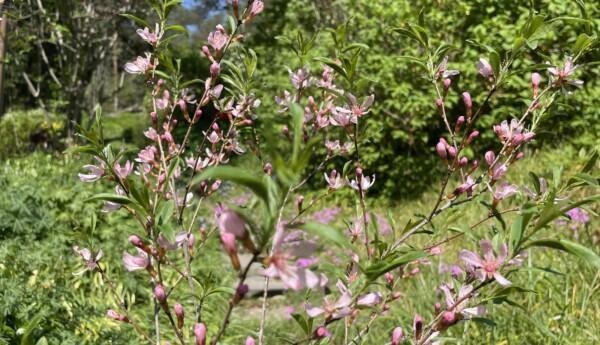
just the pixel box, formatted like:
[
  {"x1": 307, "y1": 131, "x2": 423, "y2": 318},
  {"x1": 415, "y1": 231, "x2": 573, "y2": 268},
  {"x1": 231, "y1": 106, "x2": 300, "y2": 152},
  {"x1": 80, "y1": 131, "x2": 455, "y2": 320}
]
[
  {"x1": 313, "y1": 57, "x2": 347, "y2": 80},
  {"x1": 119, "y1": 13, "x2": 150, "y2": 28},
  {"x1": 291, "y1": 313, "x2": 313, "y2": 336},
  {"x1": 534, "y1": 195, "x2": 599, "y2": 230},
  {"x1": 193, "y1": 166, "x2": 271, "y2": 206},
  {"x1": 470, "y1": 317, "x2": 497, "y2": 327},
  {"x1": 525, "y1": 239, "x2": 600, "y2": 268},
  {"x1": 290, "y1": 103, "x2": 304, "y2": 164},
  {"x1": 298, "y1": 222, "x2": 350, "y2": 248},
  {"x1": 85, "y1": 193, "x2": 133, "y2": 205},
  {"x1": 165, "y1": 25, "x2": 187, "y2": 34}
]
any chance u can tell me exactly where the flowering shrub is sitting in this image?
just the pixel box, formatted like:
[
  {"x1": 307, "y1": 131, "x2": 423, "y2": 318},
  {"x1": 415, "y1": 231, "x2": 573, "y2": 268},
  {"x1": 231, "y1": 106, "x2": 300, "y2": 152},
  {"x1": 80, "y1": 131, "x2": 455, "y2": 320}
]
[{"x1": 73, "y1": 1, "x2": 599, "y2": 344}]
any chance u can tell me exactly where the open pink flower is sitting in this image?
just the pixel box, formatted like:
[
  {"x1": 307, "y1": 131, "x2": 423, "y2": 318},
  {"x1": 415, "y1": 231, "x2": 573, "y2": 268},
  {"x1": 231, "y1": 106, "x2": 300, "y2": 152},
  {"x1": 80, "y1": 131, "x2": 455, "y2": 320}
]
[
  {"x1": 78, "y1": 158, "x2": 105, "y2": 182},
  {"x1": 453, "y1": 176, "x2": 476, "y2": 196},
  {"x1": 459, "y1": 240, "x2": 511, "y2": 286},
  {"x1": 324, "y1": 170, "x2": 345, "y2": 190},
  {"x1": 124, "y1": 53, "x2": 155, "y2": 74},
  {"x1": 305, "y1": 280, "x2": 352, "y2": 319},
  {"x1": 547, "y1": 56, "x2": 583, "y2": 91},
  {"x1": 348, "y1": 174, "x2": 375, "y2": 191},
  {"x1": 136, "y1": 24, "x2": 162, "y2": 46},
  {"x1": 114, "y1": 160, "x2": 133, "y2": 180},
  {"x1": 493, "y1": 183, "x2": 519, "y2": 201},
  {"x1": 493, "y1": 119, "x2": 535, "y2": 146},
  {"x1": 73, "y1": 246, "x2": 103, "y2": 274},
  {"x1": 439, "y1": 283, "x2": 484, "y2": 318},
  {"x1": 476, "y1": 58, "x2": 494, "y2": 80},
  {"x1": 435, "y1": 56, "x2": 459, "y2": 80},
  {"x1": 208, "y1": 25, "x2": 228, "y2": 51},
  {"x1": 122, "y1": 248, "x2": 150, "y2": 272},
  {"x1": 264, "y1": 223, "x2": 326, "y2": 290}
]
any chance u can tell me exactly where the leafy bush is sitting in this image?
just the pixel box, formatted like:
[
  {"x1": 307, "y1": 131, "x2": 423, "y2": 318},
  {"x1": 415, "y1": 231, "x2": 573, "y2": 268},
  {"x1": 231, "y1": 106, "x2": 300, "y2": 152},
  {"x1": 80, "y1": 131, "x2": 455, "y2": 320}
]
[{"x1": 0, "y1": 109, "x2": 65, "y2": 160}]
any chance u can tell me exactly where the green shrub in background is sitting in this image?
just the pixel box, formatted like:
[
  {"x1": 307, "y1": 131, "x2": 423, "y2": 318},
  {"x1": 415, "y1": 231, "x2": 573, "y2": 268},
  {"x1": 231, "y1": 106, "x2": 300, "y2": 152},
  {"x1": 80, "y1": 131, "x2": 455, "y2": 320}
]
[
  {"x1": 0, "y1": 153, "x2": 142, "y2": 344},
  {"x1": 249, "y1": 0, "x2": 600, "y2": 198},
  {"x1": 0, "y1": 109, "x2": 65, "y2": 160}
]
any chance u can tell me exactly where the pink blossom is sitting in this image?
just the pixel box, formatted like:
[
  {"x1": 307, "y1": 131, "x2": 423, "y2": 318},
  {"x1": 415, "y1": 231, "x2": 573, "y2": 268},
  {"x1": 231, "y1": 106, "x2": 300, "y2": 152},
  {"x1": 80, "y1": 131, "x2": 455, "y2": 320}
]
[
  {"x1": 439, "y1": 283, "x2": 484, "y2": 319},
  {"x1": 493, "y1": 183, "x2": 519, "y2": 201},
  {"x1": 208, "y1": 25, "x2": 228, "y2": 51},
  {"x1": 264, "y1": 223, "x2": 326, "y2": 290},
  {"x1": 107, "y1": 309, "x2": 129, "y2": 323},
  {"x1": 248, "y1": 0, "x2": 264, "y2": 17},
  {"x1": 476, "y1": 58, "x2": 494, "y2": 80},
  {"x1": 245, "y1": 337, "x2": 256, "y2": 345},
  {"x1": 136, "y1": 24, "x2": 161, "y2": 46},
  {"x1": 357, "y1": 292, "x2": 383, "y2": 307},
  {"x1": 114, "y1": 160, "x2": 133, "y2": 180},
  {"x1": 491, "y1": 164, "x2": 508, "y2": 181},
  {"x1": 144, "y1": 127, "x2": 159, "y2": 141},
  {"x1": 288, "y1": 67, "x2": 311, "y2": 89},
  {"x1": 186, "y1": 155, "x2": 210, "y2": 172},
  {"x1": 306, "y1": 280, "x2": 352, "y2": 319},
  {"x1": 124, "y1": 53, "x2": 155, "y2": 74},
  {"x1": 78, "y1": 158, "x2": 105, "y2": 182},
  {"x1": 194, "y1": 323, "x2": 206, "y2": 345},
  {"x1": 493, "y1": 119, "x2": 535, "y2": 146},
  {"x1": 334, "y1": 94, "x2": 374, "y2": 122},
  {"x1": 73, "y1": 246, "x2": 103, "y2": 273},
  {"x1": 136, "y1": 146, "x2": 157, "y2": 163},
  {"x1": 348, "y1": 174, "x2": 375, "y2": 191},
  {"x1": 329, "y1": 108, "x2": 355, "y2": 127},
  {"x1": 102, "y1": 185, "x2": 126, "y2": 213},
  {"x1": 122, "y1": 248, "x2": 150, "y2": 272},
  {"x1": 547, "y1": 56, "x2": 583, "y2": 90},
  {"x1": 324, "y1": 170, "x2": 345, "y2": 190},
  {"x1": 391, "y1": 327, "x2": 404, "y2": 345},
  {"x1": 453, "y1": 176, "x2": 476, "y2": 196},
  {"x1": 435, "y1": 56, "x2": 459, "y2": 80},
  {"x1": 459, "y1": 240, "x2": 511, "y2": 286}
]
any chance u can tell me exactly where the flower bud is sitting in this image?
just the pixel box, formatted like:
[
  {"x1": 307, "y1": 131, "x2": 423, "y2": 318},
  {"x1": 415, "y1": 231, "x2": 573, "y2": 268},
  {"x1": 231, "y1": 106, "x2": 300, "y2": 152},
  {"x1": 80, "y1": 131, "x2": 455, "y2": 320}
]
[
  {"x1": 174, "y1": 303, "x2": 184, "y2": 329},
  {"x1": 194, "y1": 108, "x2": 203, "y2": 122},
  {"x1": 313, "y1": 326, "x2": 330, "y2": 339},
  {"x1": 154, "y1": 284, "x2": 167, "y2": 306},
  {"x1": 443, "y1": 78, "x2": 452, "y2": 91},
  {"x1": 129, "y1": 235, "x2": 144, "y2": 248},
  {"x1": 355, "y1": 167, "x2": 363, "y2": 177},
  {"x1": 210, "y1": 62, "x2": 221, "y2": 78},
  {"x1": 467, "y1": 130, "x2": 479, "y2": 143},
  {"x1": 384, "y1": 272, "x2": 394, "y2": 285},
  {"x1": 150, "y1": 111, "x2": 158, "y2": 124},
  {"x1": 413, "y1": 314, "x2": 423, "y2": 341},
  {"x1": 436, "y1": 141, "x2": 447, "y2": 160},
  {"x1": 194, "y1": 323, "x2": 207, "y2": 345},
  {"x1": 531, "y1": 72, "x2": 541, "y2": 89},
  {"x1": 296, "y1": 195, "x2": 304, "y2": 212},
  {"x1": 455, "y1": 116, "x2": 465, "y2": 131},
  {"x1": 391, "y1": 327, "x2": 404, "y2": 345},
  {"x1": 462, "y1": 92, "x2": 472, "y2": 116},
  {"x1": 484, "y1": 151, "x2": 496, "y2": 166},
  {"x1": 434, "y1": 302, "x2": 442, "y2": 316},
  {"x1": 263, "y1": 162, "x2": 272, "y2": 175},
  {"x1": 447, "y1": 146, "x2": 457, "y2": 158},
  {"x1": 435, "y1": 98, "x2": 444, "y2": 109},
  {"x1": 107, "y1": 309, "x2": 129, "y2": 323},
  {"x1": 516, "y1": 151, "x2": 525, "y2": 160},
  {"x1": 392, "y1": 291, "x2": 403, "y2": 300},
  {"x1": 201, "y1": 45, "x2": 212, "y2": 59},
  {"x1": 245, "y1": 337, "x2": 256, "y2": 345}
]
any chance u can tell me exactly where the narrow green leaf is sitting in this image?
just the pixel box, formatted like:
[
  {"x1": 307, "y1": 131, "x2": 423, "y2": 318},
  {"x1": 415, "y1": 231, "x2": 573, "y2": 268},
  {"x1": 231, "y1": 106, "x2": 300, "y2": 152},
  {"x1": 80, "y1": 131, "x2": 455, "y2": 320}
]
[
  {"x1": 525, "y1": 239, "x2": 600, "y2": 268},
  {"x1": 193, "y1": 166, "x2": 270, "y2": 206},
  {"x1": 299, "y1": 222, "x2": 349, "y2": 248}
]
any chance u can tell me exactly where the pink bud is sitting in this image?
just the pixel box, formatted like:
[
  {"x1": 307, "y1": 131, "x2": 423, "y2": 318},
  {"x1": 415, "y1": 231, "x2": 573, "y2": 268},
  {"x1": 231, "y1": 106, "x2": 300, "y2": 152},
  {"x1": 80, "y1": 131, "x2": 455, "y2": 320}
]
[
  {"x1": 194, "y1": 323, "x2": 207, "y2": 345},
  {"x1": 462, "y1": 92, "x2": 472, "y2": 114},
  {"x1": 443, "y1": 78, "x2": 452, "y2": 91},
  {"x1": 435, "y1": 98, "x2": 444, "y2": 109},
  {"x1": 455, "y1": 116, "x2": 465, "y2": 131},
  {"x1": 174, "y1": 303, "x2": 184, "y2": 328},
  {"x1": 154, "y1": 284, "x2": 167, "y2": 305},
  {"x1": 178, "y1": 99, "x2": 187, "y2": 113},
  {"x1": 434, "y1": 302, "x2": 442, "y2": 315},
  {"x1": 531, "y1": 72, "x2": 541, "y2": 88},
  {"x1": 236, "y1": 283, "x2": 249, "y2": 298},
  {"x1": 107, "y1": 309, "x2": 129, "y2": 323},
  {"x1": 413, "y1": 315, "x2": 423, "y2": 341},
  {"x1": 391, "y1": 327, "x2": 404, "y2": 345},
  {"x1": 194, "y1": 108, "x2": 203, "y2": 121},
  {"x1": 516, "y1": 151, "x2": 525, "y2": 160},
  {"x1": 355, "y1": 167, "x2": 363, "y2": 177},
  {"x1": 150, "y1": 111, "x2": 158, "y2": 124},
  {"x1": 441, "y1": 311, "x2": 457, "y2": 326},
  {"x1": 467, "y1": 130, "x2": 479, "y2": 143},
  {"x1": 128, "y1": 235, "x2": 144, "y2": 248},
  {"x1": 201, "y1": 45, "x2": 212, "y2": 59},
  {"x1": 210, "y1": 62, "x2": 221, "y2": 77},
  {"x1": 384, "y1": 272, "x2": 395, "y2": 285},
  {"x1": 245, "y1": 337, "x2": 256, "y2": 345},
  {"x1": 314, "y1": 326, "x2": 330, "y2": 338},
  {"x1": 436, "y1": 141, "x2": 447, "y2": 160},
  {"x1": 447, "y1": 146, "x2": 457, "y2": 158},
  {"x1": 484, "y1": 151, "x2": 496, "y2": 166}
]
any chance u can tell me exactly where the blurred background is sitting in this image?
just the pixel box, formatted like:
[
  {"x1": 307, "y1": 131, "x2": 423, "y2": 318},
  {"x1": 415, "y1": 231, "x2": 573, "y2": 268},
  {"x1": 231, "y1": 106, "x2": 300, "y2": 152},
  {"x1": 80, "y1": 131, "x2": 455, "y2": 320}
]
[{"x1": 0, "y1": 0, "x2": 598, "y2": 344}]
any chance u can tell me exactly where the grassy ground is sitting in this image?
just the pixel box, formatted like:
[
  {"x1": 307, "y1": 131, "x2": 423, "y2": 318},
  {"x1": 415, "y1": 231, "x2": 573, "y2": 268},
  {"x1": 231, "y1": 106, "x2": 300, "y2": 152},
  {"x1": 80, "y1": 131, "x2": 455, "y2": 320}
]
[{"x1": 0, "y1": 141, "x2": 597, "y2": 344}]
